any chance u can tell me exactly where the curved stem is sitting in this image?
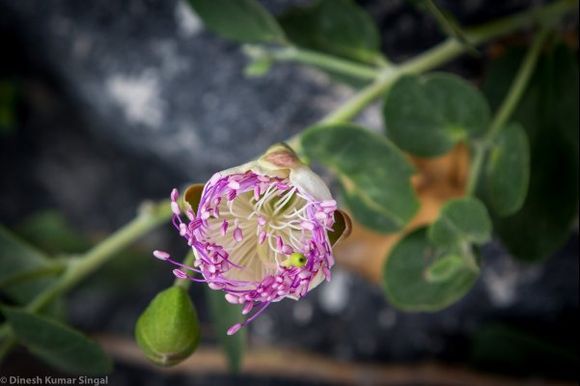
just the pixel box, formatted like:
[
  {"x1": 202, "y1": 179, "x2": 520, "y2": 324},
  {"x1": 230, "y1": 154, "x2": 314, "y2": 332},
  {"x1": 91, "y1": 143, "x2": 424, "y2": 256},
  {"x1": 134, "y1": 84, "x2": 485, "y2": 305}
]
[
  {"x1": 26, "y1": 201, "x2": 172, "y2": 313},
  {"x1": 269, "y1": 46, "x2": 381, "y2": 80},
  {"x1": 466, "y1": 26, "x2": 550, "y2": 195},
  {"x1": 321, "y1": 0, "x2": 576, "y2": 124},
  {"x1": 485, "y1": 27, "x2": 550, "y2": 140}
]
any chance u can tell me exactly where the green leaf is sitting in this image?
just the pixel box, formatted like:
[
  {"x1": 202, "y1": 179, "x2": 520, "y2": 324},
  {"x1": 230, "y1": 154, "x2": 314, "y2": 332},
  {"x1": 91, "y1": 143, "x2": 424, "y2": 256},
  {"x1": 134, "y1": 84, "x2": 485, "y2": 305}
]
[
  {"x1": 16, "y1": 210, "x2": 89, "y2": 254},
  {"x1": 188, "y1": 0, "x2": 285, "y2": 44},
  {"x1": 424, "y1": 254, "x2": 464, "y2": 283},
  {"x1": 0, "y1": 225, "x2": 57, "y2": 303},
  {"x1": 428, "y1": 197, "x2": 492, "y2": 248},
  {"x1": 300, "y1": 124, "x2": 419, "y2": 233},
  {"x1": 485, "y1": 122, "x2": 530, "y2": 216},
  {"x1": 278, "y1": 0, "x2": 383, "y2": 65},
  {"x1": 482, "y1": 43, "x2": 579, "y2": 261},
  {"x1": 383, "y1": 228, "x2": 479, "y2": 311},
  {"x1": 205, "y1": 287, "x2": 246, "y2": 373},
  {"x1": 383, "y1": 73, "x2": 491, "y2": 157},
  {"x1": 1, "y1": 306, "x2": 112, "y2": 375},
  {"x1": 135, "y1": 286, "x2": 200, "y2": 367}
]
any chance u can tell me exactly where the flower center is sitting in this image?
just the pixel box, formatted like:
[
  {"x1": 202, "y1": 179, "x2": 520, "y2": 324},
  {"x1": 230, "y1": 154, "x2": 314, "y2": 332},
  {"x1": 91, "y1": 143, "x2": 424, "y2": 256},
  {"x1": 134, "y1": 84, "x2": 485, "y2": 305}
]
[{"x1": 203, "y1": 179, "x2": 311, "y2": 285}]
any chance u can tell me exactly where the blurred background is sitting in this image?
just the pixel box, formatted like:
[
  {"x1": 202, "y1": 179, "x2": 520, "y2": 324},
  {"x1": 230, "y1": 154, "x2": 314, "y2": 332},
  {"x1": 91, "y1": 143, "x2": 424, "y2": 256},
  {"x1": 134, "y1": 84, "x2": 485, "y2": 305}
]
[{"x1": 0, "y1": 0, "x2": 577, "y2": 385}]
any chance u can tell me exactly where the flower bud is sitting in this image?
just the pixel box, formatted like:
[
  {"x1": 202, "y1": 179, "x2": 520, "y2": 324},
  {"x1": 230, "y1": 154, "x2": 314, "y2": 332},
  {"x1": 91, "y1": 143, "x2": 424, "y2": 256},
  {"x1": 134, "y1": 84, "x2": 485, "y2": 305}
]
[{"x1": 135, "y1": 286, "x2": 200, "y2": 366}]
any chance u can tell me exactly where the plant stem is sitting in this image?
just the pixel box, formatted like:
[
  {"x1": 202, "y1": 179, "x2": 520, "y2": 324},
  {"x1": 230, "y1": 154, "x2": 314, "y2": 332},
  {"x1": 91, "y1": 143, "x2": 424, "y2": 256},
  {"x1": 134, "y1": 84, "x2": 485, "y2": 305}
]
[
  {"x1": 321, "y1": 0, "x2": 576, "y2": 124},
  {"x1": 270, "y1": 46, "x2": 381, "y2": 80},
  {"x1": 174, "y1": 251, "x2": 196, "y2": 290},
  {"x1": 0, "y1": 200, "x2": 172, "y2": 349},
  {"x1": 485, "y1": 27, "x2": 550, "y2": 140},
  {"x1": 466, "y1": 26, "x2": 550, "y2": 195},
  {"x1": 25, "y1": 201, "x2": 172, "y2": 313}
]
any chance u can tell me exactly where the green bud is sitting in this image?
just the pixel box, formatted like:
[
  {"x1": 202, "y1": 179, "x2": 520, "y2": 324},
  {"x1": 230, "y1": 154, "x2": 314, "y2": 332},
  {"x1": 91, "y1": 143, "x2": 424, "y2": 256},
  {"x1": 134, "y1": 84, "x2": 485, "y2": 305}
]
[{"x1": 135, "y1": 286, "x2": 200, "y2": 366}]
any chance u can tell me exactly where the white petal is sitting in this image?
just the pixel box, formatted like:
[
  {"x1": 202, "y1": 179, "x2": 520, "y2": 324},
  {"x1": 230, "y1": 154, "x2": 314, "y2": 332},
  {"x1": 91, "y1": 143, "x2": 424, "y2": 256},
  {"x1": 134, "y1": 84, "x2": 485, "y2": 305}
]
[{"x1": 289, "y1": 166, "x2": 332, "y2": 201}]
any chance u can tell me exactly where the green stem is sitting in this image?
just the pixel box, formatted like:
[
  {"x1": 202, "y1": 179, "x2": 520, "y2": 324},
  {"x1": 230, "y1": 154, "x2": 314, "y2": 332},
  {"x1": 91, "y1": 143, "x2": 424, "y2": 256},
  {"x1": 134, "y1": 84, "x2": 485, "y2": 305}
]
[
  {"x1": 173, "y1": 251, "x2": 196, "y2": 290},
  {"x1": 485, "y1": 27, "x2": 550, "y2": 140},
  {"x1": 466, "y1": 26, "x2": 550, "y2": 195},
  {"x1": 322, "y1": 0, "x2": 576, "y2": 124},
  {"x1": 0, "y1": 200, "x2": 172, "y2": 349},
  {"x1": 465, "y1": 142, "x2": 487, "y2": 195},
  {"x1": 25, "y1": 201, "x2": 172, "y2": 313},
  {"x1": 271, "y1": 46, "x2": 381, "y2": 80}
]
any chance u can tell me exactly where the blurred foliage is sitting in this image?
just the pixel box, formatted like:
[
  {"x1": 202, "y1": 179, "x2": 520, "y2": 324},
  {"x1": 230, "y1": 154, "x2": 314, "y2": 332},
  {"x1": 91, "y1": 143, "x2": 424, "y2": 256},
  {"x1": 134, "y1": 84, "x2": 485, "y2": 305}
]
[
  {"x1": 0, "y1": 226, "x2": 59, "y2": 304},
  {"x1": 484, "y1": 122, "x2": 530, "y2": 216},
  {"x1": 1, "y1": 306, "x2": 112, "y2": 375},
  {"x1": 205, "y1": 286, "x2": 246, "y2": 373},
  {"x1": 278, "y1": 0, "x2": 383, "y2": 65},
  {"x1": 383, "y1": 73, "x2": 491, "y2": 157},
  {"x1": 383, "y1": 228, "x2": 479, "y2": 311},
  {"x1": 188, "y1": 0, "x2": 285, "y2": 44},
  {"x1": 301, "y1": 124, "x2": 419, "y2": 233},
  {"x1": 482, "y1": 43, "x2": 579, "y2": 261}
]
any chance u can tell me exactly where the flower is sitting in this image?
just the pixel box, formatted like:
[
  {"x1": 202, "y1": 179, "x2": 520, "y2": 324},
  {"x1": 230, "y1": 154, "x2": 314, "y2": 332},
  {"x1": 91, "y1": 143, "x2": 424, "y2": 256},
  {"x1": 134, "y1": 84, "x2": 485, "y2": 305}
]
[{"x1": 154, "y1": 144, "x2": 349, "y2": 334}]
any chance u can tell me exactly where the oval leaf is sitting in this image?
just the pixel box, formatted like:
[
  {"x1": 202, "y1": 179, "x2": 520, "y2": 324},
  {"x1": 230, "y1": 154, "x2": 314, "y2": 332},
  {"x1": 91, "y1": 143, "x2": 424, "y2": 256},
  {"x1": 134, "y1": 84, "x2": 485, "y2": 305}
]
[
  {"x1": 383, "y1": 73, "x2": 491, "y2": 157},
  {"x1": 383, "y1": 228, "x2": 479, "y2": 311},
  {"x1": 1, "y1": 307, "x2": 112, "y2": 375},
  {"x1": 428, "y1": 197, "x2": 492, "y2": 247},
  {"x1": 188, "y1": 0, "x2": 285, "y2": 44},
  {"x1": 301, "y1": 124, "x2": 419, "y2": 233},
  {"x1": 278, "y1": 0, "x2": 382, "y2": 64},
  {"x1": 205, "y1": 287, "x2": 246, "y2": 373},
  {"x1": 485, "y1": 122, "x2": 530, "y2": 216}
]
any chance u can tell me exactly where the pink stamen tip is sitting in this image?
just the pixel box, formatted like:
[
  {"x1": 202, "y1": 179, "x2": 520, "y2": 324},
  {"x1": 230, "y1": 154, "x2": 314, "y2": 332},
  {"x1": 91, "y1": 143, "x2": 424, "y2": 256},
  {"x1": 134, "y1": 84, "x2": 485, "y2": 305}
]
[
  {"x1": 227, "y1": 323, "x2": 243, "y2": 336},
  {"x1": 153, "y1": 250, "x2": 170, "y2": 260},
  {"x1": 172, "y1": 269, "x2": 187, "y2": 279},
  {"x1": 221, "y1": 220, "x2": 229, "y2": 236},
  {"x1": 321, "y1": 200, "x2": 337, "y2": 208},
  {"x1": 170, "y1": 188, "x2": 179, "y2": 202},
  {"x1": 282, "y1": 245, "x2": 292, "y2": 255},
  {"x1": 233, "y1": 227, "x2": 243, "y2": 242},
  {"x1": 254, "y1": 186, "x2": 261, "y2": 201},
  {"x1": 258, "y1": 216, "x2": 266, "y2": 226},
  {"x1": 258, "y1": 231, "x2": 267, "y2": 245},
  {"x1": 301, "y1": 221, "x2": 315, "y2": 231},
  {"x1": 225, "y1": 293, "x2": 239, "y2": 304},
  {"x1": 228, "y1": 180, "x2": 240, "y2": 190},
  {"x1": 171, "y1": 201, "x2": 181, "y2": 215},
  {"x1": 276, "y1": 236, "x2": 283, "y2": 251},
  {"x1": 242, "y1": 302, "x2": 254, "y2": 315}
]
